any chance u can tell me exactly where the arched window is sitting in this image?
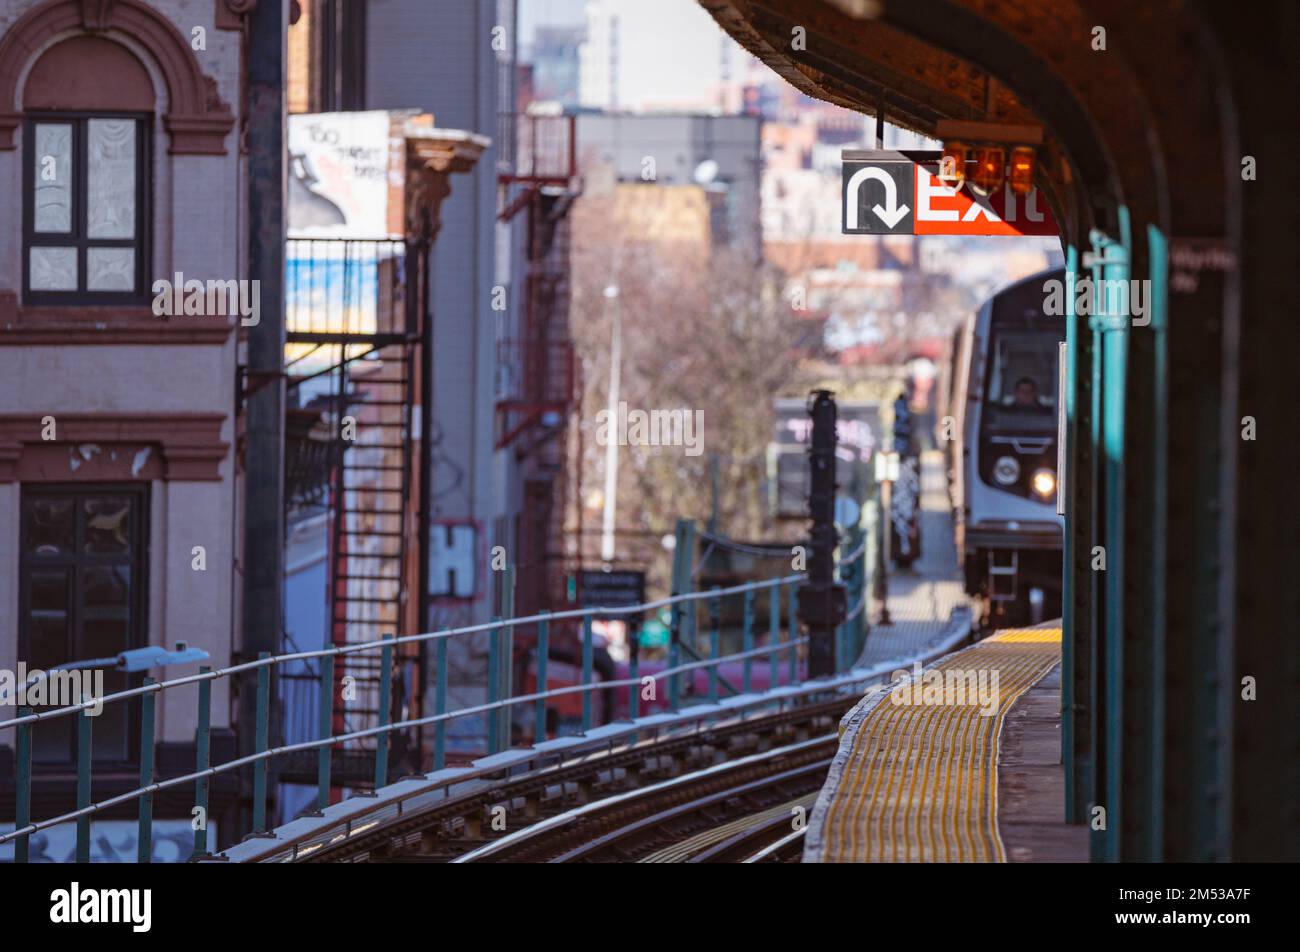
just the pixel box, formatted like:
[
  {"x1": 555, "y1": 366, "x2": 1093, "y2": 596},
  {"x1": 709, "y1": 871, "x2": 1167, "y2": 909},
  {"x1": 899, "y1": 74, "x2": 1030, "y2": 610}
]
[{"x1": 22, "y1": 36, "x2": 154, "y2": 304}]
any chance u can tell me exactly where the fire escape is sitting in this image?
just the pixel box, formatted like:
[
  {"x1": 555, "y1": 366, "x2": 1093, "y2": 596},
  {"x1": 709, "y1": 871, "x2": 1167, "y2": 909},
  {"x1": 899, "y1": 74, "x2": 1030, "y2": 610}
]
[
  {"x1": 283, "y1": 237, "x2": 428, "y2": 777},
  {"x1": 497, "y1": 113, "x2": 579, "y2": 620}
]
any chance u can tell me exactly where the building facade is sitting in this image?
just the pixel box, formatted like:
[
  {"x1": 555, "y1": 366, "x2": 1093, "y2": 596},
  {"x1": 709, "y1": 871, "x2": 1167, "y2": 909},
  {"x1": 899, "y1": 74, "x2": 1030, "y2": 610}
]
[{"x1": 0, "y1": 0, "x2": 251, "y2": 857}]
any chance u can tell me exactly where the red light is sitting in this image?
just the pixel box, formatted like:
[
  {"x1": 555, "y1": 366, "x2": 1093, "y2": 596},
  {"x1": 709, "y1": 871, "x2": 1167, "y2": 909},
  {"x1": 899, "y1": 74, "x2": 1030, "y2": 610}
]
[
  {"x1": 939, "y1": 141, "x2": 968, "y2": 185},
  {"x1": 971, "y1": 146, "x2": 1005, "y2": 191},
  {"x1": 1009, "y1": 145, "x2": 1036, "y2": 195}
]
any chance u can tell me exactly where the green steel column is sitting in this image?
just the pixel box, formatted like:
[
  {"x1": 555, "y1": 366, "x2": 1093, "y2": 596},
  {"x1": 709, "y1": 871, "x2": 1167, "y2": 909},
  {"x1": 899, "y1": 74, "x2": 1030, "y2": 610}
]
[
  {"x1": 1086, "y1": 238, "x2": 1107, "y2": 861},
  {"x1": 1141, "y1": 224, "x2": 1169, "y2": 857},
  {"x1": 1063, "y1": 242, "x2": 1094, "y2": 825},
  {"x1": 76, "y1": 703, "x2": 92, "y2": 863},
  {"x1": 1086, "y1": 220, "x2": 1131, "y2": 863},
  {"x1": 193, "y1": 669, "x2": 212, "y2": 857},
  {"x1": 14, "y1": 706, "x2": 31, "y2": 864}
]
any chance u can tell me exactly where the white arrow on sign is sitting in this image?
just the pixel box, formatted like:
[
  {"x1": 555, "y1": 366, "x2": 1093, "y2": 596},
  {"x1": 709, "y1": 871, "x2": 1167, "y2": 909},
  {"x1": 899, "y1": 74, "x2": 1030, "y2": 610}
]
[{"x1": 845, "y1": 166, "x2": 911, "y2": 229}]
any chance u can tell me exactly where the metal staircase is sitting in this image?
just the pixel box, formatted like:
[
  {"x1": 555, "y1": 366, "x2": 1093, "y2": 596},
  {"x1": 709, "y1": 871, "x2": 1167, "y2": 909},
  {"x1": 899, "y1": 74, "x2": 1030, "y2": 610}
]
[{"x1": 283, "y1": 237, "x2": 426, "y2": 775}]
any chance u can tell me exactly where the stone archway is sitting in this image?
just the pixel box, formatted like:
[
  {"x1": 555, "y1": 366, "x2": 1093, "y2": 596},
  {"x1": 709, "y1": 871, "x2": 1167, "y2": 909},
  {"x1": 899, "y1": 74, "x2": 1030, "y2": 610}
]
[{"x1": 0, "y1": 0, "x2": 235, "y2": 154}]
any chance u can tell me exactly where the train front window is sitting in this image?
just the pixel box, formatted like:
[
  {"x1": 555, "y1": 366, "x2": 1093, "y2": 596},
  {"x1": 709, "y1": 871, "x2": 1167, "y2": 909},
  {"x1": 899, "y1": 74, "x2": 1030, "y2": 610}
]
[{"x1": 984, "y1": 328, "x2": 1059, "y2": 429}]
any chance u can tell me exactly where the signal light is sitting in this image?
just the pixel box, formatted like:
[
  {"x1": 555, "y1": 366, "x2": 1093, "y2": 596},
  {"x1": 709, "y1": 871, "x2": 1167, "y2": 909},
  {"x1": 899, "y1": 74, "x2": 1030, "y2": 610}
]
[
  {"x1": 1009, "y1": 145, "x2": 1036, "y2": 195},
  {"x1": 971, "y1": 146, "x2": 1005, "y2": 191},
  {"x1": 939, "y1": 141, "x2": 968, "y2": 185}
]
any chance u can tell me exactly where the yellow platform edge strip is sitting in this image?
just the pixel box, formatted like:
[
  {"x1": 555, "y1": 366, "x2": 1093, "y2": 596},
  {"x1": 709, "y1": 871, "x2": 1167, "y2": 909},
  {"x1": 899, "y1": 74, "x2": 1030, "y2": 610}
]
[{"x1": 818, "y1": 629, "x2": 1061, "y2": 862}]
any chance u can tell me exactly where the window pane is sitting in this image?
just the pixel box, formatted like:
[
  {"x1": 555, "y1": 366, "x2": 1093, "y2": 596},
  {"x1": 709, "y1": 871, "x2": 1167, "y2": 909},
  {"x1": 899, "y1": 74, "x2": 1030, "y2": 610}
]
[
  {"x1": 24, "y1": 496, "x2": 75, "y2": 556},
  {"x1": 81, "y1": 565, "x2": 131, "y2": 610},
  {"x1": 87, "y1": 119, "x2": 136, "y2": 239},
  {"x1": 30, "y1": 570, "x2": 69, "y2": 615},
  {"x1": 29, "y1": 246, "x2": 77, "y2": 290},
  {"x1": 87, "y1": 247, "x2": 135, "y2": 291},
  {"x1": 27, "y1": 597, "x2": 69, "y2": 670},
  {"x1": 82, "y1": 497, "x2": 133, "y2": 555},
  {"x1": 33, "y1": 123, "x2": 73, "y2": 233}
]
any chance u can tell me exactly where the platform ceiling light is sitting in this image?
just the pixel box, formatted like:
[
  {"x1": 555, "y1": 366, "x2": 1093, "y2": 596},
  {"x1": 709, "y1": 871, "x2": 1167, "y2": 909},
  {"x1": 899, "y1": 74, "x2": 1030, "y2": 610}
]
[
  {"x1": 1008, "y1": 145, "x2": 1037, "y2": 196},
  {"x1": 939, "y1": 141, "x2": 968, "y2": 186},
  {"x1": 971, "y1": 146, "x2": 1006, "y2": 192}
]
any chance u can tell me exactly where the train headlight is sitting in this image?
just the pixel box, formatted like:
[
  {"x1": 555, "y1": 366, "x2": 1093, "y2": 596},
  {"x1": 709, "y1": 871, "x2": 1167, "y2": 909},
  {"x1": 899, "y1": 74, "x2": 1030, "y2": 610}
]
[
  {"x1": 993, "y1": 456, "x2": 1021, "y2": 486},
  {"x1": 1031, "y1": 468, "x2": 1057, "y2": 498}
]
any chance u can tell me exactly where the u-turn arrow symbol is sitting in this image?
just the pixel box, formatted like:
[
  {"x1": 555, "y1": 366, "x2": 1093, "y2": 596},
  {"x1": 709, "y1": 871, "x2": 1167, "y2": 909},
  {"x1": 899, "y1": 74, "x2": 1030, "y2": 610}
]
[{"x1": 845, "y1": 166, "x2": 911, "y2": 229}]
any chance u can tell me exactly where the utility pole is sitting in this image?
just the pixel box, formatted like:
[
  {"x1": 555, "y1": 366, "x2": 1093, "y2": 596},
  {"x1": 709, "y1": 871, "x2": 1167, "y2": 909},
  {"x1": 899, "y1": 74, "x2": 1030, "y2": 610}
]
[
  {"x1": 600, "y1": 284, "x2": 620, "y2": 563},
  {"x1": 241, "y1": 0, "x2": 287, "y2": 835},
  {"x1": 798, "y1": 391, "x2": 846, "y2": 678}
]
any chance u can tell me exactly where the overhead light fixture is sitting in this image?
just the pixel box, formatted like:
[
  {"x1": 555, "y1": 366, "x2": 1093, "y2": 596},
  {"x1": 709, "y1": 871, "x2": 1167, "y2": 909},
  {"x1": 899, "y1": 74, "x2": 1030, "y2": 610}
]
[
  {"x1": 971, "y1": 146, "x2": 1005, "y2": 191},
  {"x1": 1009, "y1": 145, "x2": 1036, "y2": 195},
  {"x1": 939, "y1": 141, "x2": 968, "y2": 186}
]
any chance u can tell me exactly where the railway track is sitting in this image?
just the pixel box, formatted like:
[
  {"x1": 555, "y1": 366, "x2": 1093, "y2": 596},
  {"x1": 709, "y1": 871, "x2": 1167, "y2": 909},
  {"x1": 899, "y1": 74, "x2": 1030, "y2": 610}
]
[
  {"x1": 295, "y1": 696, "x2": 849, "y2": 863},
  {"x1": 456, "y1": 735, "x2": 834, "y2": 863}
]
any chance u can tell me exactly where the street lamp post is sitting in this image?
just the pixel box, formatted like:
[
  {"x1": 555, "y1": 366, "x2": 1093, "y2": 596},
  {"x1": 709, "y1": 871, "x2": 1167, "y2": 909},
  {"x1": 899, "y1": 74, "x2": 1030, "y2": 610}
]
[{"x1": 600, "y1": 284, "x2": 621, "y2": 563}]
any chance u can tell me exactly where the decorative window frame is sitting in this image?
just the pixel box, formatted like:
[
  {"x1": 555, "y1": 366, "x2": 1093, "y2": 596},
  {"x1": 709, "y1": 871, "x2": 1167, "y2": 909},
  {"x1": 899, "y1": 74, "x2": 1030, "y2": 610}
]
[
  {"x1": 22, "y1": 111, "x2": 152, "y2": 305},
  {"x1": 0, "y1": 0, "x2": 235, "y2": 155}
]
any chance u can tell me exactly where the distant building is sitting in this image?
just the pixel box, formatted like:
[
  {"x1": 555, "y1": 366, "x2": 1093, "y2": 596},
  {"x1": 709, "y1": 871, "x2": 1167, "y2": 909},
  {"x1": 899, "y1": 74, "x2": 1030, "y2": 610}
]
[
  {"x1": 529, "y1": 25, "x2": 584, "y2": 107},
  {"x1": 575, "y1": 113, "x2": 762, "y2": 260}
]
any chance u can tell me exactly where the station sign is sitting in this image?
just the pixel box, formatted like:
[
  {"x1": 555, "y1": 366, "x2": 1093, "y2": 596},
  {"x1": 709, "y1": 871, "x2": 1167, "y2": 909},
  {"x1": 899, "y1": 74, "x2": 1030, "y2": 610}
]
[
  {"x1": 578, "y1": 569, "x2": 646, "y2": 617},
  {"x1": 842, "y1": 150, "x2": 1058, "y2": 237}
]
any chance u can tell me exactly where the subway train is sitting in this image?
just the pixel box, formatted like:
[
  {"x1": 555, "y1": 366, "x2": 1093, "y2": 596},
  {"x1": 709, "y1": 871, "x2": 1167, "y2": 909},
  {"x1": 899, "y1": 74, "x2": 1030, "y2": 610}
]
[{"x1": 944, "y1": 269, "x2": 1065, "y2": 630}]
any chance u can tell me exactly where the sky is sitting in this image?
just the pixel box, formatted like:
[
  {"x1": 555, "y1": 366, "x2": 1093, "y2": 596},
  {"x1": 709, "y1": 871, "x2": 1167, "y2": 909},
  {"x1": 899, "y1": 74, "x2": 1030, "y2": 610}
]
[{"x1": 520, "y1": 0, "x2": 751, "y2": 112}]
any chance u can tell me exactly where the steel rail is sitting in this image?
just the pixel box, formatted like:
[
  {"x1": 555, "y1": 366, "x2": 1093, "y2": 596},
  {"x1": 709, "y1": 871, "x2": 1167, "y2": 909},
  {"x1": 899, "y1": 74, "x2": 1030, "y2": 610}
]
[{"x1": 452, "y1": 734, "x2": 835, "y2": 863}]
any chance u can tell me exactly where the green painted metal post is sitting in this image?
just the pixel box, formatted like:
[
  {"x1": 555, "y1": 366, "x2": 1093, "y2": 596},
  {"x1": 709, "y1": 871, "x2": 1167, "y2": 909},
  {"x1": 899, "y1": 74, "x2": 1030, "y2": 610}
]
[
  {"x1": 787, "y1": 582, "x2": 798, "y2": 684},
  {"x1": 487, "y1": 618, "x2": 501, "y2": 754},
  {"x1": 708, "y1": 590, "x2": 721, "y2": 704},
  {"x1": 137, "y1": 685, "x2": 155, "y2": 864},
  {"x1": 193, "y1": 669, "x2": 212, "y2": 857},
  {"x1": 581, "y1": 614, "x2": 594, "y2": 733},
  {"x1": 534, "y1": 613, "x2": 550, "y2": 745},
  {"x1": 14, "y1": 706, "x2": 31, "y2": 864},
  {"x1": 742, "y1": 589, "x2": 754, "y2": 694},
  {"x1": 629, "y1": 652, "x2": 640, "y2": 720},
  {"x1": 769, "y1": 585, "x2": 780, "y2": 690},
  {"x1": 434, "y1": 634, "x2": 448, "y2": 771},
  {"x1": 494, "y1": 566, "x2": 517, "y2": 753},
  {"x1": 668, "y1": 518, "x2": 695, "y2": 711},
  {"x1": 375, "y1": 635, "x2": 394, "y2": 790},
  {"x1": 76, "y1": 702, "x2": 92, "y2": 863},
  {"x1": 316, "y1": 654, "x2": 333, "y2": 811},
  {"x1": 252, "y1": 652, "x2": 270, "y2": 832}
]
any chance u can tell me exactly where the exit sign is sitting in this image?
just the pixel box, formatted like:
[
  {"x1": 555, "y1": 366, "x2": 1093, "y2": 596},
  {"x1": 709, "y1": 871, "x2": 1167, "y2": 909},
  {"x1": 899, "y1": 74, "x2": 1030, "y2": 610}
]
[{"x1": 842, "y1": 149, "x2": 1059, "y2": 237}]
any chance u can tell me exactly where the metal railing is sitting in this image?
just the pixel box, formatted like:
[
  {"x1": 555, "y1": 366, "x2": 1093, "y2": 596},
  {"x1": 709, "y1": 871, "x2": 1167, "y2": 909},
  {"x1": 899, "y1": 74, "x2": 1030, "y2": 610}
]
[{"x1": 0, "y1": 561, "x2": 877, "y2": 862}]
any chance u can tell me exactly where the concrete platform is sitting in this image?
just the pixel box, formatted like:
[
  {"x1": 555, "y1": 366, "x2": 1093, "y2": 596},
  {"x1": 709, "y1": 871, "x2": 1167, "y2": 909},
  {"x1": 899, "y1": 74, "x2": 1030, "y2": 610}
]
[
  {"x1": 858, "y1": 451, "x2": 970, "y2": 667},
  {"x1": 805, "y1": 626, "x2": 1083, "y2": 862}
]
